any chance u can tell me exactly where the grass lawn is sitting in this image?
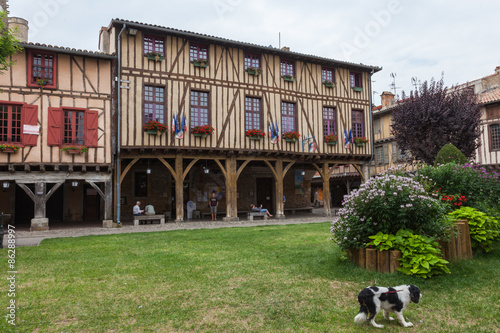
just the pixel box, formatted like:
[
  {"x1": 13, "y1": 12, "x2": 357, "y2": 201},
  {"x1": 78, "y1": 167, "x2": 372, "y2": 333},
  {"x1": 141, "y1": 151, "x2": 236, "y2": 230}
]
[{"x1": 1, "y1": 222, "x2": 499, "y2": 332}]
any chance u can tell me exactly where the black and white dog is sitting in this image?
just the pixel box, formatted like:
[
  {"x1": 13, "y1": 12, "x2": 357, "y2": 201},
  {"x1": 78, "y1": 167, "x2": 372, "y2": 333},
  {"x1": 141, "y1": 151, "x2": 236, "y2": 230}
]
[{"x1": 354, "y1": 285, "x2": 421, "y2": 328}]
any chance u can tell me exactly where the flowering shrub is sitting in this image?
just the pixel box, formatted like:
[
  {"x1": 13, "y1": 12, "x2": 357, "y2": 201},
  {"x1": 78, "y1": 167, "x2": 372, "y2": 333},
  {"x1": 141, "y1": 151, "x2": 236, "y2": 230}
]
[
  {"x1": 353, "y1": 137, "x2": 369, "y2": 144},
  {"x1": 246, "y1": 129, "x2": 266, "y2": 138},
  {"x1": 61, "y1": 146, "x2": 88, "y2": 153},
  {"x1": 435, "y1": 143, "x2": 468, "y2": 165},
  {"x1": 0, "y1": 144, "x2": 20, "y2": 151},
  {"x1": 191, "y1": 125, "x2": 214, "y2": 135},
  {"x1": 283, "y1": 131, "x2": 301, "y2": 140},
  {"x1": 331, "y1": 174, "x2": 452, "y2": 250},
  {"x1": 143, "y1": 120, "x2": 167, "y2": 133},
  {"x1": 324, "y1": 134, "x2": 338, "y2": 143}
]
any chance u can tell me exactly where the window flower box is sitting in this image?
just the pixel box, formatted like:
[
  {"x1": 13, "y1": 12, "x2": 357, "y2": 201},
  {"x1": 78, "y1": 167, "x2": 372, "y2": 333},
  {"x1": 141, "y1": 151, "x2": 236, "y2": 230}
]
[
  {"x1": 353, "y1": 137, "x2": 369, "y2": 147},
  {"x1": 193, "y1": 59, "x2": 208, "y2": 68},
  {"x1": 352, "y1": 86, "x2": 363, "y2": 92},
  {"x1": 192, "y1": 125, "x2": 214, "y2": 136},
  {"x1": 282, "y1": 75, "x2": 295, "y2": 82},
  {"x1": 61, "y1": 146, "x2": 88, "y2": 154},
  {"x1": 324, "y1": 134, "x2": 337, "y2": 145},
  {"x1": 323, "y1": 80, "x2": 335, "y2": 88},
  {"x1": 146, "y1": 52, "x2": 164, "y2": 62},
  {"x1": 246, "y1": 128, "x2": 266, "y2": 140},
  {"x1": 0, "y1": 144, "x2": 20, "y2": 153},
  {"x1": 144, "y1": 120, "x2": 167, "y2": 135},
  {"x1": 246, "y1": 67, "x2": 262, "y2": 76},
  {"x1": 283, "y1": 131, "x2": 300, "y2": 142}
]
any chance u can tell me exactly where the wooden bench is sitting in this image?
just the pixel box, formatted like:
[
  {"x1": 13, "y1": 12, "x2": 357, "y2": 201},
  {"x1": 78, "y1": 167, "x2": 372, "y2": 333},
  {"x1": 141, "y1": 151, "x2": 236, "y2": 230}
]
[
  {"x1": 284, "y1": 207, "x2": 313, "y2": 214},
  {"x1": 201, "y1": 212, "x2": 225, "y2": 219},
  {"x1": 248, "y1": 212, "x2": 268, "y2": 221},
  {"x1": 133, "y1": 214, "x2": 165, "y2": 226}
]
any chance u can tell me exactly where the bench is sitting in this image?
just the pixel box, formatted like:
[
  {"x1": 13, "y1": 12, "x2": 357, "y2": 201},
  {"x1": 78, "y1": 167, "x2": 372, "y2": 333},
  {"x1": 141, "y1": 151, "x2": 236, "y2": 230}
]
[
  {"x1": 133, "y1": 214, "x2": 165, "y2": 226},
  {"x1": 248, "y1": 212, "x2": 268, "y2": 221},
  {"x1": 201, "y1": 212, "x2": 225, "y2": 219},
  {"x1": 284, "y1": 207, "x2": 313, "y2": 214}
]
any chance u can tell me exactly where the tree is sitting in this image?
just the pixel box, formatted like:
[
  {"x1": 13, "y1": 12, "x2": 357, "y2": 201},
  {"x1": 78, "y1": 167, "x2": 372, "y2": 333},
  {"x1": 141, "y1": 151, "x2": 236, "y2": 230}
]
[
  {"x1": 0, "y1": 10, "x2": 22, "y2": 72},
  {"x1": 391, "y1": 78, "x2": 482, "y2": 165}
]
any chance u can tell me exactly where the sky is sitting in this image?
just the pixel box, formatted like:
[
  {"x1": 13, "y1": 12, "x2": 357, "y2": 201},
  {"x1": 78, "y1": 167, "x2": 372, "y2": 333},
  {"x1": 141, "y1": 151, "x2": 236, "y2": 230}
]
[{"x1": 7, "y1": 0, "x2": 500, "y2": 104}]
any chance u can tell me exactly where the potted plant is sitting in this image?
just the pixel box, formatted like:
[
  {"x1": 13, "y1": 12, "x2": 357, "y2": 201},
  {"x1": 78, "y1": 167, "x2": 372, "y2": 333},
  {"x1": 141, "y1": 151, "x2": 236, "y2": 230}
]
[
  {"x1": 323, "y1": 80, "x2": 334, "y2": 88},
  {"x1": 61, "y1": 146, "x2": 88, "y2": 154},
  {"x1": 145, "y1": 52, "x2": 164, "y2": 61},
  {"x1": 246, "y1": 128, "x2": 266, "y2": 140},
  {"x1": 353, "y1": 137, "x2": 369, "y2": 147},
  {"x1": 283, "y1": 131, "x2": 301, "y2": 143},
  {"x1": 37, "y1": 78, "x2": 48, "y2": 91},
  {"x1": 192, "y1": 125, "x2": 214, "y2": 137},
  {"x1": 353, "y1": 86, "x2": 363, "y2": 92},
  {"x1": 324, "y1": 134, "x2": 337, "y2": 145},
  {"x1": 143, "y1": 120, "x2": 167, "y2": 135},
  {"x1": 246, "y1": 67, "x2": 262, "y2": 76},
  {"x1": 193, "y1": 58, "x2": 208, "y2": 68},
  {"x1": 0, "y1": 144, "x2": 20, "y2": 153},
  {"x1": 282, "y1": 75, "x2": 295, "y2": 82}
]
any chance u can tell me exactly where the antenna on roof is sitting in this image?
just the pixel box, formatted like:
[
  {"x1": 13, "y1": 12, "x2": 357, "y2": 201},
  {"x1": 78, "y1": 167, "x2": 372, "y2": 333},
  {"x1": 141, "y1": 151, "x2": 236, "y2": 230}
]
[
  {"x1": 390, "y1": 73, "x2": 400, "y2": 98},
  {"x1": 411, "y1": 77, "x2": 420, "y2": 90},
  {"x1": 279, "y1": 32, "x2": 281, "y2": 49}
]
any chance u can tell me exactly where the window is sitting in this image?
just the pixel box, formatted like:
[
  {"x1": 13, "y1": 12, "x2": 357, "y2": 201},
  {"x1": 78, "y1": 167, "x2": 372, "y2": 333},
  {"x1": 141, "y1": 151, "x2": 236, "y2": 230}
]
[
  {"x1": 144, "y1": 86, "x2": 165, "y2": 124},
  {"x1": 190, "y1": 91, "x2": 209, "y2": 128},
  {"x1": 135, "y1": 172, "x2": 148, "y2": 197},
  {"x1": 375, "y1": 146, "x2": 384, "y2": 164},
  {"x1": 189, "y1": 43, "x2": 208, "y2": 61},
  {"x1": 373, "y1": 117, "x2": 381, "y2": 134},
  {"x1": 47, "y1": 107, "x2": 98, "y2": 147},
  {"x1": 322, "y1": 67, "x2": 334, "y2": 83},
  {"x1": 323, "y1": 107, "x2": 336, "y2": 136},
  {"x1": 143, "y1": 35, "x2": 164, "y2": 56},
  {"x1": 352, "y1": 110, "x2": 364, "y2": 138},
  {"x1": 486, "y1": 104, "x2": 500, "y2": 120},
  {"x1": 245, "y1": 97, "x2": 262, "y2": 131},
  {"x1": 491, "y1": 124, "x2": 500, "y2": 150},
  {"x1": 28, "y1": 50, "x2": 57, "y2": 89},
  {"x1": 64, "y1": 110, "x2": 84, "y2": 145},
  {"x1": 0, "y1": 102, "x2": 38, "y2": 146},
  {"x1": 350, "y1": 72, "x2": 362, "y2": 88},
  {"x1": 244, "y1": 53, "x2": 260, "y2": 69},
  {"x1": 281, "y1": 102, "x2": 296, "y2": 133},
  {"x1": 280, "y1": 59, "x2": 295, "y2": 77}
]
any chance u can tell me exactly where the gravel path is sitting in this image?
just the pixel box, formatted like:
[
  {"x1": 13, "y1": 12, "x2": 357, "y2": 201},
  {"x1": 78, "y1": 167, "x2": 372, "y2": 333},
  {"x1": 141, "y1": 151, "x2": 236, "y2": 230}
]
[{"x1": 10, "y1": 215, "x2": 337, "y2": 247}]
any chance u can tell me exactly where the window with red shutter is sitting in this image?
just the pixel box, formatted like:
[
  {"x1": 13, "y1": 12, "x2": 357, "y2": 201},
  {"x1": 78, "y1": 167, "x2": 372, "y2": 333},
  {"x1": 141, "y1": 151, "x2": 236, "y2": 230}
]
[{"x1": 85, "y1": 110, "x2": 99, "y2": 147}]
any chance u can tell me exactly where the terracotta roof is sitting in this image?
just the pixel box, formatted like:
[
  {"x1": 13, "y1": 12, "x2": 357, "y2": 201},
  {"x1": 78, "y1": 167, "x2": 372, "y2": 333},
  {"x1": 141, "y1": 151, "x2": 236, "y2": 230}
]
[
  {"x1": 20, "y1": 42, "x2": 115, "y2": 59},
  {"x1": 111, "y1": 18, "x2": 381, "y2": 73},
  {"x1": 479, "y1": 87, "x2": 500, "y2": 105}
]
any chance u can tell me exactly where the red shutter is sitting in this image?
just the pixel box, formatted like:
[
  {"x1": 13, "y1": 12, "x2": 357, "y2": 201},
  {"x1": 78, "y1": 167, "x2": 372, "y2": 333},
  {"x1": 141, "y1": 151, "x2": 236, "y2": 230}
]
[
  {"x1": 47, "y1": 107, "x2": 62, "y2": 146},
  {"x1": 21, "y1": 104, "x2": 39, "y2": 146},
  {"x1": 85, "y1": 110, "x2": 99, "y2": 147}
]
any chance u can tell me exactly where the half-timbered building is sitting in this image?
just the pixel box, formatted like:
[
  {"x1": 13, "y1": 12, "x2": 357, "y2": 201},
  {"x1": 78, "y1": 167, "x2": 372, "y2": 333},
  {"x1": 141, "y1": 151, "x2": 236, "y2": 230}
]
[
  {"x1": 100, "y1": 19, "x2": 380, "y2": 222},
  {"x1": 0, "y1": 31, "x2": 115, "y2": 230}
]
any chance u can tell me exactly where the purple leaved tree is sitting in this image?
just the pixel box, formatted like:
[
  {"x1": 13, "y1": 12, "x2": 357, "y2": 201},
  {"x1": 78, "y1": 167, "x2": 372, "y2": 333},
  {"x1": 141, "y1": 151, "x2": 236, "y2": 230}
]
[{"x1": 391, "y1": 78, "x2": 482, "y2": 165}]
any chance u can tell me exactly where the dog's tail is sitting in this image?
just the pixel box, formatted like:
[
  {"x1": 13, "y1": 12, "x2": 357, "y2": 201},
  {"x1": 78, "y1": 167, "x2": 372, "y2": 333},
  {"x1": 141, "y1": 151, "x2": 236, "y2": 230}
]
[{"x1": 354, "y1": 308, "x2": 368, "y2": 324}]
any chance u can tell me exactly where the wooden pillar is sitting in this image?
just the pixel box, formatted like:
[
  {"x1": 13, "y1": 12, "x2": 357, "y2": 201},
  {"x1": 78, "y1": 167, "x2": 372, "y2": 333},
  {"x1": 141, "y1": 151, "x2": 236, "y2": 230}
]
[
  {"x1": 175, "y1": 155, "x2": 184, "y2": 222},
  {"x1": 322, "y1": 162, "x2": 332, "y2": 217},
  {"x1": 103, "y1": 180, "x2": 113, "y2": 221},
  {"x1": 223, "y1": 156, "x2": 239, "y2": 221},
  {"x1": 33, "y1": 182, "x2": 46, "y2": 218},
  {"x1": 275, "y1": 159, "x2": 285, "y2": 219}
]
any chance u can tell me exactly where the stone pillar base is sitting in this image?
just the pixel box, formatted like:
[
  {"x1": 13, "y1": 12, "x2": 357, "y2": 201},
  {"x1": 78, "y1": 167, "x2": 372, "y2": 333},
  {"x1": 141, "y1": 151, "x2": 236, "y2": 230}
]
[
  {"x1": 175, "y1": 219, "x2": 184, "y2": 223},
  {"x1": 323, "y1": 212, "x2": 333, "y2": 217},
  {"x1": 223, "y1": 216, "x2": 239, "y2": 222},
  {"x1": 31, "y1": 218, "x2": 49, "y2": 231},
  {"x1": 276, "y1": 214, "x2": 286, "y2": 219},
  {"x1": 103, "y1": 220, "x2": 121, "y2": 228}
]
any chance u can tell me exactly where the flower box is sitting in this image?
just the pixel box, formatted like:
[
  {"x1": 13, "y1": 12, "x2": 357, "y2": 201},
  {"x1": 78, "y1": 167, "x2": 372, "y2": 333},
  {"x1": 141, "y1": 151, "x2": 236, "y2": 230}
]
[
  {"x1": 249, "y1": 136, "x2": 263, "y2": 140},
  {"x1": 193, "y1": 59, "x2": 208, "y2": 68},
  {"x1": 191, "y1": 125, "x2": 214, "y2": 136},
  {"x1": 246, "y1": 128, "x2": 266, "y2": 139},
  {"x1": 147, "y1": 130, "x2": 160, "y2": 135},
  {"x1": 352, "y1": 86, "x2": 363, "y2": 92},
  {"x1": 247, "y1": 67, "x2": 262, "y2": 76},
  {"x1": 282, "y1": 75, "x2": 295, "y2": 82},
  {"x1": 323, "y1": 81, "x2": 334, "y2": 88},
  {"x1": 143, "y1": 120, "x2": 167, "y2": 134},
  {"x1": 146, "y1": 53, "x2": 164, "y2": 62},
  {"x1": 0, "y1": 144, "x2": 20, "y2": 153},
  {"x1": 285, "y1": 138, "x2": 297, "y2": 143},
  {"x1": 61, "y1": 146, "x2": 87, "y2": 154},
  {"x1": 194, "y1": 133, "x2": 208, "y2": 138},
  {"x1": 355, "y1": 142, "x2": 364, "y2": 147},
  {"x1": 1, "y1": 148, "x2": 15, "y2": 153},
  {"x1": 67, "y1": 149, "x2": 82, "y2": 154},
  {"x1": 326, "y1": 141, "x2": 337, "y2": 145}
]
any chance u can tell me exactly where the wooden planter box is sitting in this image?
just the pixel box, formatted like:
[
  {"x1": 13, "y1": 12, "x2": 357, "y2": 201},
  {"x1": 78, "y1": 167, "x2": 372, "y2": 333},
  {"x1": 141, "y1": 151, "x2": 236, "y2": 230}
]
[
  {"x1": 1, "y1": 148, "x2": 17, "y2": 153},
  {"x1": 193, "y1": 60, "x2": 208, "y2": 68},
  {"x1": 323, "y1": 81, "x2": 334, "y2": 88},
  {"x1": 194, "y1": 133, "x2": 209, "y2": 138},
  {"x1": 347, "y1": 248, "x2": 402, "y2": 273},
  {"x1": 247, "y1": 68, "x2": 262, "y2": 76},
  {"x1": 146, "y1": 54, "x2": 164, "y2": 61},
  {"x1": 146, "y1": 130, "x2": 160, "y2": 135},
  {"x1": 438, "y1": 219, "x2": 473, "y2": 261},
  {"x1": 282, "y1": 75, "x2": 295, "y2": 82},
  {"x1": 352, "y1": 87, "x2": 363, "y2": 92},
  {"x1": 326, "y1": 142, "x2": 337, "y2": 145},
  {"x1": 248, "y1": 136, "x2": 263, "y2": 140},
  {"x1": 66, "y1": 149, "x2": 82, "y2": 154},
  {"x1": 284, "y1": 138, "x2": 297, "y2": 143},
  {"x1": 354, "y1": 142, "x2": 365, "y2": 147}
]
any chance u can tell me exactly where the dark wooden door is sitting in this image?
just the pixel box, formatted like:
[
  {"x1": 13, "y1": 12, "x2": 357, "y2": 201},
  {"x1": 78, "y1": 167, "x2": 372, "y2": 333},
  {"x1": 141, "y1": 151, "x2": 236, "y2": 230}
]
[
  {"x1": 46, "y1": 184, "x2": 63, "y2": 222},
  {"x1": 256, "y1": 178, "x2": 274, "y2": 214},
  {"x1": 84, "y1": 186, "x2": 100, "y2": 221}
]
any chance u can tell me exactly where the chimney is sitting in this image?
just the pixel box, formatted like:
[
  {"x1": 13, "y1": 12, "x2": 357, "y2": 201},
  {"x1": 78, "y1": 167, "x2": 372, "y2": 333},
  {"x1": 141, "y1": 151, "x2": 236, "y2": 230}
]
[
  {"x1": 495, "y1": 66, "x2": 500, "y2": 74},
  {"x1": 281, "y1": 46, "x2": 290, "y2": 51},
  {"x1": 8, "y1": 17, "x2": 28, "y2": 42},
  {"x1": 381, "y1": 91, "x2": 395, "y2": 108}
]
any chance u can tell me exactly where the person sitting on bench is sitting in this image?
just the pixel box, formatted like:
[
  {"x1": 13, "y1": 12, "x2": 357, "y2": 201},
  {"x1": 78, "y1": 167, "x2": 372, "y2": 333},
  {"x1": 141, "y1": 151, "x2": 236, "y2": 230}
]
[
  {"x1": 251, "y1": 204, "x2": 273, "y2": 218},
  {"x1": 144, "y1": 203, "x2": 155, "y2": 215},
  {"x1": 133, "y1": 201, "x2": 144, "y2": 216}
]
